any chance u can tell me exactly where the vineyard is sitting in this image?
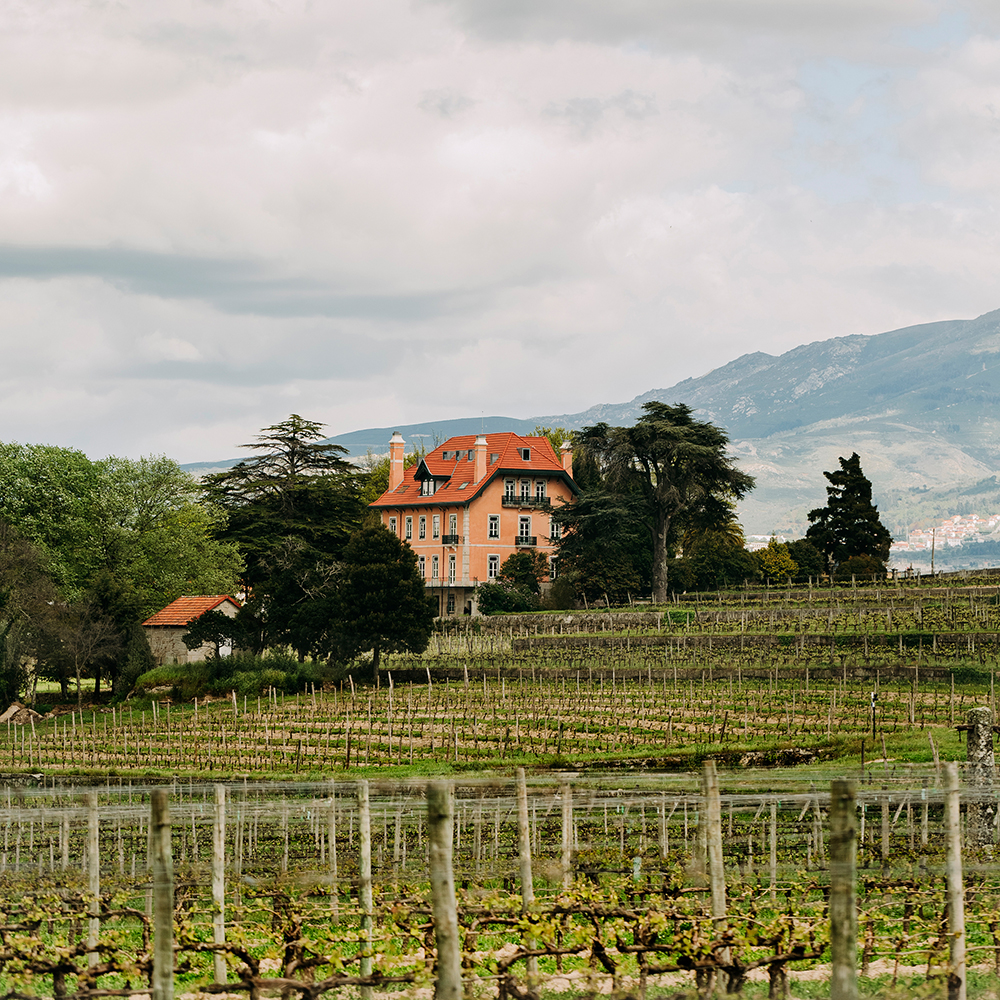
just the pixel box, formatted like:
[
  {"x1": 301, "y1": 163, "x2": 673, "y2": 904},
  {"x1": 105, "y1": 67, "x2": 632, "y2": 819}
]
[
  {"x1": 0, "y1": 768, "x2": 994, "y2": 998},
  {"x1": 6, "y1": 578, "x2": 1000, "y2": 778}
]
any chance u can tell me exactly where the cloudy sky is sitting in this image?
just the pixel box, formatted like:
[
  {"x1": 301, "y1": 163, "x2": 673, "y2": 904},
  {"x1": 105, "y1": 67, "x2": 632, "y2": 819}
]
[{"x1": 4, "y1": 0, "x2": 1000, "y2": 461}]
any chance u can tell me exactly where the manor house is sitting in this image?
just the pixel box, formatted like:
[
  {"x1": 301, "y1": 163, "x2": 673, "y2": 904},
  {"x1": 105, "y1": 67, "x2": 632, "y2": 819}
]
[{"x1": 369, "y1": 432, "x2": 577, "y2": 616}]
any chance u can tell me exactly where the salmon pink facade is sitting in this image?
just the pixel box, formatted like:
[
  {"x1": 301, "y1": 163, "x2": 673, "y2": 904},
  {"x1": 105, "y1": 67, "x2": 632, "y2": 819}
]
[{"x1": 369, "y1": 432, "x2": 577, "y2": 616}]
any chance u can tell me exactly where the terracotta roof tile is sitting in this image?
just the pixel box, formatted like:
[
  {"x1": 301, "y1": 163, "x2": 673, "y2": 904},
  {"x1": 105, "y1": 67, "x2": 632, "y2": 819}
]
[
  {"x1": 370, "y1": 432, "x2": 573, "y2": 508},
  {"x1": 143, "y1": 595, "x2": 241, "y2": 628}
]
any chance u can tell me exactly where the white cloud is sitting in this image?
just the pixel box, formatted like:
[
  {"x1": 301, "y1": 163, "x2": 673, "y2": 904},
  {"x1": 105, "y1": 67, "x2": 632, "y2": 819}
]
[{"x1": 0, "y1": 0, "x2": 998, "y2": 460}]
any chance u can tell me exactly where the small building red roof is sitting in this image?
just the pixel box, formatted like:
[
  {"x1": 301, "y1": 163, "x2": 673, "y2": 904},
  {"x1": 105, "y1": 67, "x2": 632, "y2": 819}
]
[
  {"x1": 370, "y1": 432, "x2": 575, "y2": 509},
  {"x1": 143, "y1": 595, "x2": 241, "y2": 628}
]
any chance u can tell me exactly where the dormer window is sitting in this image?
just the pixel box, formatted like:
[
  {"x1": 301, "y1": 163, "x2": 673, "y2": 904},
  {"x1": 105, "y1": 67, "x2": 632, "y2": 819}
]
[
  {"x1": 490, "y1": 453, "x2": 499, "y2": 465},
  {"x1": 520, "y1": 448, "x2": 530, "y2": 461},
  {"x1": 421, "y1": 478, "x2": 437, "y2": 496}
]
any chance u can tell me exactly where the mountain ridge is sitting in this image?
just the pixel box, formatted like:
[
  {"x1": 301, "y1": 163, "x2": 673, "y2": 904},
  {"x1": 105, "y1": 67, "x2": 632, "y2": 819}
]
[{"x1": 183, "y1": 309, "x2": 1000, "y2": 539}]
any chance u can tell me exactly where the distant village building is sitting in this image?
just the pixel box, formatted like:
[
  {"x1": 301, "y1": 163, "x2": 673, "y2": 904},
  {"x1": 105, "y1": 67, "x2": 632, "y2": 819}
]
[
  {"x1": 143, "y1": 595, "x2": 241, "y2": 665},
  {"x1": 369, "y1": 432, "x2": 578, "y2": 616}
]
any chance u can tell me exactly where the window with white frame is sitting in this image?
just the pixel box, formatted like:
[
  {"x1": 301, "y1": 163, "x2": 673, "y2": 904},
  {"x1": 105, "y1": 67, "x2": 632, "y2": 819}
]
[
  {"x1": 418, "y1": 555, "x2": 425, "y2": 578},
  {"x1": 535, "y1": 480, "x2": 546, "y2": 499},
  {"x1": 431, "y1": 555, "x2": 439, "y2": 579},
  {"x1": 447, "y1": 592, "x2": 455, "y2": 614},
  {"x1": 418, "y1": 515, "x2": 426, "y2": 539},
  {"x1": 549, "y1": 557, "x2": 558, "y2": 579},
  {"x1": 487, "y1": 554, "x2": 499, "y2": 579},
  {"x1": 388, "y1": 516, "x2": 397, "y2": 534},
  {"x1": 405, "y1": 516, "x2": 412, "y2": 539},
  {"x1": 448, "y1": 513, "x2": 458, "y2": 535},
  {"x1": 420, "y1": 478, "x2": 437, "y2": 495},
  {"x1": 519, "y1": 479, "x2": 530, "y2": 498},
  {"x1": 504, "y1": 479, "x2": 515, "y2": 498},
  {"x1": 520, "y1": 448, "x2": 530, "y2": 461},
  {"x1": 488, "y1": 514, "x2": 500, "y2": 539},
  {"x1": 518, "y1": 515, "x2": 531, "y2": 538},
  {"x1": 448, "y1": 554, "x2": 456, "y2": 583},
  {"x1": 550, "y1": 520, "x2": 562, "y2": 540},
  {"x1": 432, "y1": 514, "x2": 440, "y2": 538}
]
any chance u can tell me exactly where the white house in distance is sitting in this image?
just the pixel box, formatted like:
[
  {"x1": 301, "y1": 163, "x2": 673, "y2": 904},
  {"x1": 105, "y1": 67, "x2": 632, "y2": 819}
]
[{"x1": 142, "y1": 595, "x2": 241, "y2": 665}]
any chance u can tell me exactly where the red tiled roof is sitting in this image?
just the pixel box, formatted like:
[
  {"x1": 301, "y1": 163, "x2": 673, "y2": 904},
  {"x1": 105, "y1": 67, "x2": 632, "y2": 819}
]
[
  {"x1": 143, "y1": 595, "x2": 241, "y2": 628},
  {"x1": 370, "y1": 432, "x2": 574, "y2": 508}
]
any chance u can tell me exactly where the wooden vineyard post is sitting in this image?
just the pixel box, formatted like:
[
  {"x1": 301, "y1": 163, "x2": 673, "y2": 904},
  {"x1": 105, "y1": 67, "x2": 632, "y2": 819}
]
[
  {"x1": 560, "y1": 781, "x2": 573, "y2": 888},
  {"x1": 151, "y1": 789, "x2": 174, "y2": 1000},
  {"x1": 427, "y1": 781, "x2": 462, "y2": 1000},
  {"x1": 212, "y1": 784, "x2": 226, "y2": 984},
  {"x1": 516, "y1": 768, "x2": 538, "y2": 988},
  {"x1": 87, "y1": 792, "x2": 100, "y2": 967},
  {"x1": 829, "y1": 779, "x2": 857, "y2": 1000},
  {"x1": 358, "y1": 780, "x2": 373, "y2": 1000},
  {"x1": 328, "y1": 782, "x2": 339, "y2": 923},
  {"x1": 702, "y1": 760, "x2": 728, "y2": 992},
  {"x1": 702, "y1": 761, "x2": 726, "y2": 918},
  {"x1": 945, "y1": 762, "x2": 966, "y2": 1000},
  {"x1": 769, "y1": 800, "x2": 777, "y2": 903}
]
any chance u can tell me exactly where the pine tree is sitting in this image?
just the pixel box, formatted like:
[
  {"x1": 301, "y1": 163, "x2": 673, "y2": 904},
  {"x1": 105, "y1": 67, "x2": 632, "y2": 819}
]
[
  {"x1": 806, "y1": 453, "x2": 891, "y2": 572},
  {"x1": 333, "y1": 524, "x2": 434, "y2": 678}
]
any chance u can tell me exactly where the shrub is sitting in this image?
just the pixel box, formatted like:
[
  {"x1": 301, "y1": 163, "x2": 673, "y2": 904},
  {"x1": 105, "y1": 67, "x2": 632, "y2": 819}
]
[{"x1": 476, "y1": 580, "x2": 541, "y2": 615}]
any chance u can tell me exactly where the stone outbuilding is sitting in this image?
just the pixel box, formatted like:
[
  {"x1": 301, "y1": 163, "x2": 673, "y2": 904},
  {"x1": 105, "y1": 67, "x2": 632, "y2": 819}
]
[{"x1": 142, "y1": 595, "x2": 241, "y2": 665}]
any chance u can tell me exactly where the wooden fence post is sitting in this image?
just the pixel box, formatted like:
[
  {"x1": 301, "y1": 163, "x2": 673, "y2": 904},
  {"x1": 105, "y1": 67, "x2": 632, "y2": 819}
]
[
  {"x1": 702, "y1": 761, "x2": 726, "y2": 918},
  {"x1": 151, "y1": 789, "x2": 173, "y2": 1000},
  {"x1": 516, "y1": 768, "x2": 538, "y2": 988},
  {"x1": 829, "y1": 779, "x2": 857, "y2": 1000},
  {"x1": 212, "y1": 784, "x2": 226, "y2": 984},
  {"x1": 702, "y1": 760, "x2": 728, "y2": 993},
  {"x1": 769, "y1": 801, "x2": 777, "y2": 903},
  {"x1": 560, "y1": 781, "x2": 573, "y2": 888},
  {"x1": 328, "y1": 782, "x2": 339, "y2": 923},
  {"x1": 427, "y1": 781, "x2": 462, "y2": 1000},
  {"x1": 945, "y1": 762, "x2": 966, "y2": 1000},
  {"x1": 87, "y1": 792, "x2": 100, "y2": 968},
  {"x1": 357, "y1": 780, "x2": 373, "y2": 1000}
]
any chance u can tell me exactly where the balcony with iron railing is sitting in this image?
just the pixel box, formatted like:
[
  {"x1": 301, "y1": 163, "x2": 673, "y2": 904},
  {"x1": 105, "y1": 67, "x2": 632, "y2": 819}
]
[
  {"x1": 441, "y1": 534, "x2": 462, "y2": 545},
  {"x1": 515, "y1": 535, "x2": 537, "y2": 547},
  {"x1": 502, "y1": 495, "x2": 551, "y2": 509}
]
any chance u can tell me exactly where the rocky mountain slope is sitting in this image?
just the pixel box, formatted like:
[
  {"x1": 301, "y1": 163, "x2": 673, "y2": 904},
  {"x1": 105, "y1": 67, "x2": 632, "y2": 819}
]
[{"x1": 185, "y1": 309, "x2": 1000, "y2": 539}]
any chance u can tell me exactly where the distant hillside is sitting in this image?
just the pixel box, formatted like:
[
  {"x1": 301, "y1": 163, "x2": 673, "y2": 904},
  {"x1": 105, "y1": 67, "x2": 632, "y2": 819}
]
[{"x1": 185, "y1": 309, "x2": 1000, "y2": 538}]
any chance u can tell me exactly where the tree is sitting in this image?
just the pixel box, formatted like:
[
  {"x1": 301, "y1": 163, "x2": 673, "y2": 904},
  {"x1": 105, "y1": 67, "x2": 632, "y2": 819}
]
[
  {"x1": 498, "y1": 551, "x2": 548, "y2": 594},
  {"x1": 683, "y1": 524, "x2": 758, "y2": 591},
  {"x1": 787, "y1": 538, "x2": 824, "y2": 579},
  {"x1": 577, "y1": 403, "x2": 755, "y2": 603},
  {"x1": 0, "y1": 522, "x2": 61, "y2": 705},
  {"x1": 475, "y1": 580, "x2": 541, "y2": 615},
  {"x1": 58, "y1": 598, "x2": 122, "y2": 707},
  {"x1": 115, "y1": 623, "x2": 156, "y2": 698},
  {"x1": 204, "y1": 415, "x2": 365, "y2": 652},
  {"x1": 182, "y1": 609, "x2": 243, "y2": 660},
  {"x1": 806, "y1": 453, "x2": 891, "y2": 573},
  {"x1": 552, "y1": 488, "x2": 649, "y2": 605},
  {"x1": 755, "y1": 537, "x2": 798, "y2": 581},
  {"x1": 333, "y1": 524, "x2": 434, "y2": 678}
]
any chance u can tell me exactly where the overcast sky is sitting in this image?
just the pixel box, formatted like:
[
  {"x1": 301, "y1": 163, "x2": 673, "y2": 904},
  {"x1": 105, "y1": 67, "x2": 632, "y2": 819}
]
[{"x1": 4, "y1": 0, "x2": 1000, "y2": 461}]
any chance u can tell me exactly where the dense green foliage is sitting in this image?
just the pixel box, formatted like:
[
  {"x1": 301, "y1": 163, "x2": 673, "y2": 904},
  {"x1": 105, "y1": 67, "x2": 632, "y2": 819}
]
[
  {"x1": 575, "y1": 403, "x2": 755, "y2": 602},
  {"x1": 807, "y1": 452, "x2": 892, "y2": 573},
  {"x1": 551, "y1": 452, "x2": 651, "y2": 605},
  {"x1": 475, "y1": 578, "x2": 541, "y2": 614},
  {"x1": 333, "y1": 523, "x2": 434, "y2": 675},
  {"x1": 754, "y1": 536, "x2": 797, "y2": 581},
  {"x1": 203, "y1": 415, "x2": 366, "y2": 658}
]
